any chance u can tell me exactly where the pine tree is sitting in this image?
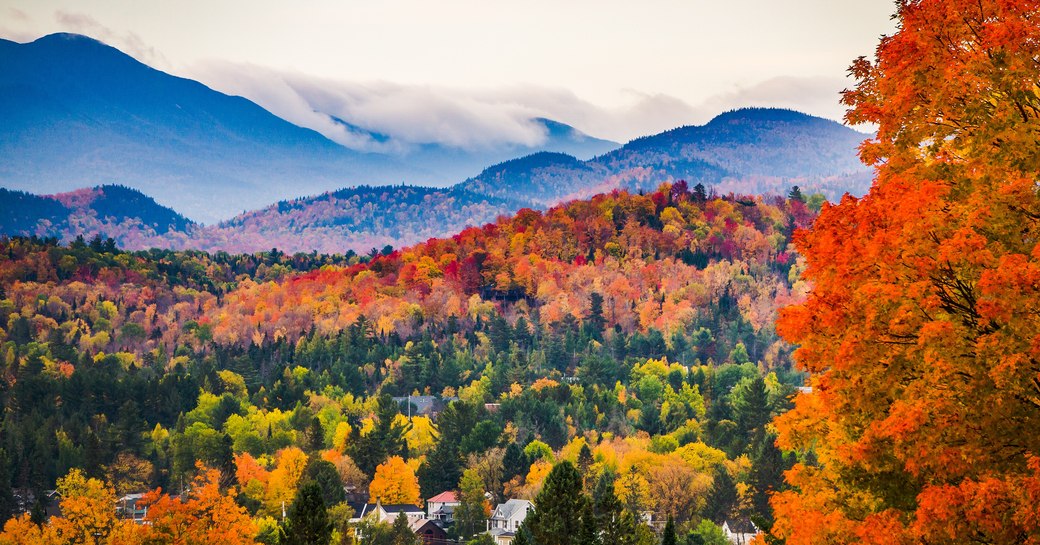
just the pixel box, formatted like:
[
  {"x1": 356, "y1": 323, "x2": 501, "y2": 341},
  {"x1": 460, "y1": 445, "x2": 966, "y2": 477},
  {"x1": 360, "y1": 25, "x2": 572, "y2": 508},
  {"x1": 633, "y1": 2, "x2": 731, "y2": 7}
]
[
  {"x1": 527, "y1": 461, "x2": 587, "y2": 545},
  {"x1": 305, "y1": 458, "x2": 347, "y2": 507},
  {"x1": 660, "y1": 515, "x2": 676, "y2": 545},
  {"x1": 585, "y1": 293, "x2": 606, "y2": 340},
  {"x1": 391, "y1": 512, "x2": 420, "y2": 545},
  {"x1": 702, "y1": 465, "x2": 737, "y2": 524},
  {"x1": 748, "y1": 433, "x2": 786, "y2": 523},
  {"x1": 732, "y1": 377, "x2": 771, "y2": 448},
  {"x1": 578, "y1": 501, "x2": 601, "y2": 545},
  {"x1": 279, "y1": 481, "x2": 333, "y2": 545}
]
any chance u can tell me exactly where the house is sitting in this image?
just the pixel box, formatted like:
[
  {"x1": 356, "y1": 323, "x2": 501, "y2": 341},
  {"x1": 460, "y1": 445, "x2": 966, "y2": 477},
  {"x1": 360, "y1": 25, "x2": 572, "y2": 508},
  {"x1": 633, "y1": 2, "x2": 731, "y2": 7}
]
[
  {"x1": 488, "y1": 527, "x2": 516, "y2": 545},
  {"x1": 116, "y1": 493, "x2": 149, "y2": 524},
  {"x1": 722, "y1": 518, "x2": 758, "y2": 545},
  {"x1": 410, "y1": 518, "x2": 450, "y2": 545},
  {"x1": 393, "y1": 395, "x2": 461, "y2": 419},
  {"x1": 426, "y1": 491, "x2": 460, "y2": 523},
  {"x1": 486, "y1": 499, "x2": 532, "y2": 544},
  {"x1": 349, "y1": 500, "x2": 426, "y2": 525},
  {"x1": 13, "y1": 489, "x2": 61, "y2": 520}
]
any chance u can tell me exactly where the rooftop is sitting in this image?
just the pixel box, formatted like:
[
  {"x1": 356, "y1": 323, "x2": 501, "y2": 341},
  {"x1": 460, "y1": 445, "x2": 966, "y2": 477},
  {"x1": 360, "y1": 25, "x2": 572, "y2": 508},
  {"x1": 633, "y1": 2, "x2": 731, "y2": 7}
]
[{"x1": 427, "y1": 491, "x2": 458, "y2": 504}]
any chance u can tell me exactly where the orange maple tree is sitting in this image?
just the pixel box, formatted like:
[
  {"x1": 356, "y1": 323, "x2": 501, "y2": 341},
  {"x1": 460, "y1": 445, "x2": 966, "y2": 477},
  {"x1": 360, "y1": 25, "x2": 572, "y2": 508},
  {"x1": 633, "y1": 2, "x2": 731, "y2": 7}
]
[
  {"x1": 771, "y1": 1, "x2": 1040, "y2": 544},
  {"x1": 128, "y1": 467, "x2": 258, "y2": 545}
]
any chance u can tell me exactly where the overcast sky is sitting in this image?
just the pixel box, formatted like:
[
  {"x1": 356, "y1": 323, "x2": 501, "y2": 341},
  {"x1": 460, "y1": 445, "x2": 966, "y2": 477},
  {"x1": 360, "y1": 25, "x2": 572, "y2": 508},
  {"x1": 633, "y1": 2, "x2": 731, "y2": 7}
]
[{"x1": 0, "y1": 0, "x2": 896, "y2": 145}]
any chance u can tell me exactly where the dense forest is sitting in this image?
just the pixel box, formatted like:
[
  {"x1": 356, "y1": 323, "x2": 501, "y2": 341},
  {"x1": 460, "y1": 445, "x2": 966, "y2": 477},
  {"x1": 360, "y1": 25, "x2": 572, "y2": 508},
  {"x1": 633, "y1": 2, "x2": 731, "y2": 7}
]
[{"x1": 0, "y1": 183, "x2": 816, "y2": 545}]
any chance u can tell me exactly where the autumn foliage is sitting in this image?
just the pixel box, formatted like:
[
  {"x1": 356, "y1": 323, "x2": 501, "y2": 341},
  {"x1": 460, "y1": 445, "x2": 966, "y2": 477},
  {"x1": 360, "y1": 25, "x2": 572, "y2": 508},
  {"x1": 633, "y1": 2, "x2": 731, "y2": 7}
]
[
  {"x1": 771, "y1": 1, "x2": 1040, "y2": 543},
  {"x1": 0, "y1": 467, "x2": 256, "y2": 545},
  {"x1": 369, "y1": 456, "x2": 422, "y2": 506}
]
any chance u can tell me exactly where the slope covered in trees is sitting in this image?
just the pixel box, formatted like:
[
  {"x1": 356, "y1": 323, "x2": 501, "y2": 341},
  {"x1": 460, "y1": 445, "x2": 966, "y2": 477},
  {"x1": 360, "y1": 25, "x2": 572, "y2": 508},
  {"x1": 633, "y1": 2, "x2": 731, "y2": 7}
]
[
  {"x1": 0, "y1": 183, "x2": 814, "y2": 544},
  {"x1": 0, "y1": 185, "x2": 198, "y2": 249}
]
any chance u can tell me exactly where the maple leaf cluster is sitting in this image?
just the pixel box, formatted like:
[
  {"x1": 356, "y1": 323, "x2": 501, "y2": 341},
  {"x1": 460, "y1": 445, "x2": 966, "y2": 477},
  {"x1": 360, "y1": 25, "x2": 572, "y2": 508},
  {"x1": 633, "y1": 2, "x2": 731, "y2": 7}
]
[{"x1": 771, "y1": 1, "x2": 1040, "y2": 543}]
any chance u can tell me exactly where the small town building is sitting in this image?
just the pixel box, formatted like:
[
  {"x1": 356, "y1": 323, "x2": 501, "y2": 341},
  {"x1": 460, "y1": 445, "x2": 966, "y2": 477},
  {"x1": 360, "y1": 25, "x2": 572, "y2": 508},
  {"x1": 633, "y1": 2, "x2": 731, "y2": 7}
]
[
  {"x1": 116, "y1": 493, "x2": 149, "y2": 524},
  {"x1": 486, "y1": 499, "x2": 532, "y2": 545},
  {"x1": 349, "y1": 500, "x2": 426, "y2": 525},
  {"x1": 722, "y1": 518, "x2": 758, "y2": 545},
  {"x1": 410, "y1": 518, "x2": 450, "y2": 545},
  {"x1": 426, "y1": 491, "x2": 460, "y2": 523}
]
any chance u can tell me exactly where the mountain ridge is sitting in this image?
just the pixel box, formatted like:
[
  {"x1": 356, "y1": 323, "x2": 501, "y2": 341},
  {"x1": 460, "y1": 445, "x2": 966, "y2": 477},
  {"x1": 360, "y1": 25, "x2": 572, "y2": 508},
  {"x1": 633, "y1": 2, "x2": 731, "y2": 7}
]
[{"x1": 1, "y1": 35, "x2": 872, "y2": 253}]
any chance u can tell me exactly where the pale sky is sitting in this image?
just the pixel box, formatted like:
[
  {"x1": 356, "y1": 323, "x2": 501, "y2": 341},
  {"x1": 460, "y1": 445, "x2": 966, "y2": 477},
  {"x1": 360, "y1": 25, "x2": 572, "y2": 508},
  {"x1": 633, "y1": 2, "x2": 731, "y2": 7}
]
[{"x1": 0, "y1": 0, "x2": 896, "y2": 145}]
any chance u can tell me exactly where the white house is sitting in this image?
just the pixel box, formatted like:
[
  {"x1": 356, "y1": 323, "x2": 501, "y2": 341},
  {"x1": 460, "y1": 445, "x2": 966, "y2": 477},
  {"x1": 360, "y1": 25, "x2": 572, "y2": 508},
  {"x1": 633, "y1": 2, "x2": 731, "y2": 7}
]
[
  {"x1": 349, "y1": 500, "x2": 426, "y2": 525},
  {"x1": 426, "y1": 491, "x2": 460, "y2": 523},
  {"x1": 722, "y1": 518, "x2": 758, "y2": 545},
  {"x1": 486, "y1": 499, "x2": 533, "y2": 545}
]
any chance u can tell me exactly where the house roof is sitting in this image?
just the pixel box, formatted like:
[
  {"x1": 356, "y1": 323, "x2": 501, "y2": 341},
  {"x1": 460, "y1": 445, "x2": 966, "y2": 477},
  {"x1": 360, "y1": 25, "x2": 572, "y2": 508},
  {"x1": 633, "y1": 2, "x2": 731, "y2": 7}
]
[
  {"x1": 431, "y1": 504, "x2": 456, "y2": 515},
  {"x1": 427, "y1": 491, "x2": 458, "y2": 504},
  {"x1": 381, "y1": 504, "x2": 425, "y2": 514},
  {"x1": 410, "y1": 518, "x2": 447, "y2": 534},
  {"x1": 491, "y1": 499, "x2": 532, "y2": 521},
  {"x1": 725, "y1": 518, "x2": 758, "y2": 534},
  {"x1": 393, "y1": 395, "x2": 440, "y2": 415},
  {"x1": 350, "y1": 502, "x2": 425, "y2": 518}
]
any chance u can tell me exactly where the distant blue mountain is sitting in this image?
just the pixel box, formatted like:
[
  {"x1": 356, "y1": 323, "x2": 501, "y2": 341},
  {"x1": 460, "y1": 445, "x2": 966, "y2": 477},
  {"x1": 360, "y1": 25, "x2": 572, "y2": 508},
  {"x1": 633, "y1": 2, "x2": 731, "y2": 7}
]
[
  {"x1": 0, "y1": 33, "x2": 620, "y2": 223},
  {"x1": 459, "y1": 108, "x2": 872, "y2": 205},
  {"x1": 0, "y1": 33, "x2": 417, "y2": 224}
]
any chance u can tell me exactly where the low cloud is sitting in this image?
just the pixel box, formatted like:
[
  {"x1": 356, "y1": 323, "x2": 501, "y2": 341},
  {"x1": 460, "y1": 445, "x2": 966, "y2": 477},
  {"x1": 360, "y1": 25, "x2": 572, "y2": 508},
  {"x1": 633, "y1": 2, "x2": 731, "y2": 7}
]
[
  {"x1": 54, "y1": 11, "x2": 169, "y2": 69},
  {"x1": 188, "y1": 62, "x2": 569, "y2": 152},
  {"x1": 187, "y1": 61, "x2": 852, "y2": 152}
]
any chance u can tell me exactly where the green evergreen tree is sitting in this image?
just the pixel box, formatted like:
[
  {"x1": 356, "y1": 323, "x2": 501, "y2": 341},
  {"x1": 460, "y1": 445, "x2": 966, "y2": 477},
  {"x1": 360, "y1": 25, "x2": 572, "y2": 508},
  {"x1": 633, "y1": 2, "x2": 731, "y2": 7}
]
[
  {"x1": 305, "y1": 458, "x2": 347, "y2": 506},
  {"x1": 348, "y1": 395, "x2": 409, "y2": 474},
  {"x1": 390, "y1": 511, "x2": 420, "y2": 545},
  {"x1": 577, "y1": 443, "x2": 594, "y2": 491},
  {"x1": 661, "y1": 515, "x2": 676, "y2": 545},
  {"x1": 584, "y1": 293, "x2": 606, "y2": 340},
  {"x1": 279, "y1": 481, "x2": 333, "y2": 545},
  {"x1": 732, "y1": 377, "x2": 771, "y2": 449},
  {"x1": 306, "y1": 416, "x2": 326, "y2": 451},
  {"x1": 748, "y1": 433, "x2": 787, "y2": 523},
  {"x1": 527, "y1": 461, "x2": 587, "y2": 545},
  {"x1": 702, "y1": 465, "x2": 738, "y2": 524},
  {"x1": 578, "y1": 501, "x2": 601, "y2": 545},
  {"x1": 512, "y1": 524, "x2": 533, "y2": 545},
  {"x1": 502, "y1": 442, "x2": 528, "y2": 483}
]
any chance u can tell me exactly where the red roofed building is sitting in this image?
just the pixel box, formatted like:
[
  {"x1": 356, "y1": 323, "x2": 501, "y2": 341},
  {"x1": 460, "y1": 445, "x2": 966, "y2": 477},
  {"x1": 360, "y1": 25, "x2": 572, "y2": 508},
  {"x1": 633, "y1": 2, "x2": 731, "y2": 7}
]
[{"x1": 426, "y1": 491, "x2": 460, "y2": 523}]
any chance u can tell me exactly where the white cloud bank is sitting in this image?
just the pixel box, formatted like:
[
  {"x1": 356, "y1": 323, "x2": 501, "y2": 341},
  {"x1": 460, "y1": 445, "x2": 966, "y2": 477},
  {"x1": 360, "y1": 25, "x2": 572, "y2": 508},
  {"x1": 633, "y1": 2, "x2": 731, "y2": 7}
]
[{"x1": 186, "y1": 61, "x2": 853, "y2": 153}]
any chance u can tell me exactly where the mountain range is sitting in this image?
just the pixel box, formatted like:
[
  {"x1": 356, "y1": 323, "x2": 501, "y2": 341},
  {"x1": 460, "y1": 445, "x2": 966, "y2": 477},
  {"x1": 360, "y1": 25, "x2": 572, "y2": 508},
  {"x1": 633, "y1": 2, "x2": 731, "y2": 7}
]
[
  {"x1": 0, "y1": 33, "x2": 873, "y2": 253},
  {"x1": 0, "y1": 33, "x2": 617, "y2": 224}
]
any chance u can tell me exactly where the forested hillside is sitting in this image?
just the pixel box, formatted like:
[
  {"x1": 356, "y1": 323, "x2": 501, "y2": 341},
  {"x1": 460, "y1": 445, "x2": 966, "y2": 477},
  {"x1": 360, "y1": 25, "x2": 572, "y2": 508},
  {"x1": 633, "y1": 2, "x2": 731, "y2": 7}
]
[
  {"x1": 0, "y1": 183, "x2": 815, "y2": 544},
  {"x1": 0, "y1": 186, "x2": 197, "y2": 249}
]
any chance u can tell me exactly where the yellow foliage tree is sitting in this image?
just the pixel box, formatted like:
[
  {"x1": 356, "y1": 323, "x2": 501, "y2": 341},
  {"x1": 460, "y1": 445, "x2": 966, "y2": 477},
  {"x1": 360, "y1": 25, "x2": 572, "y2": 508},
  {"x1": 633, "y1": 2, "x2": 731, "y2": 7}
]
[
  {"x1": 265, "y1": 447, "x2": 309, "y2": 514},
  {"x1": 49, "y1": 469, "x2": 120, "y2": 545},
  {"x1": 369, "y1": 456, "x2": 422, "y2": 506}
]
